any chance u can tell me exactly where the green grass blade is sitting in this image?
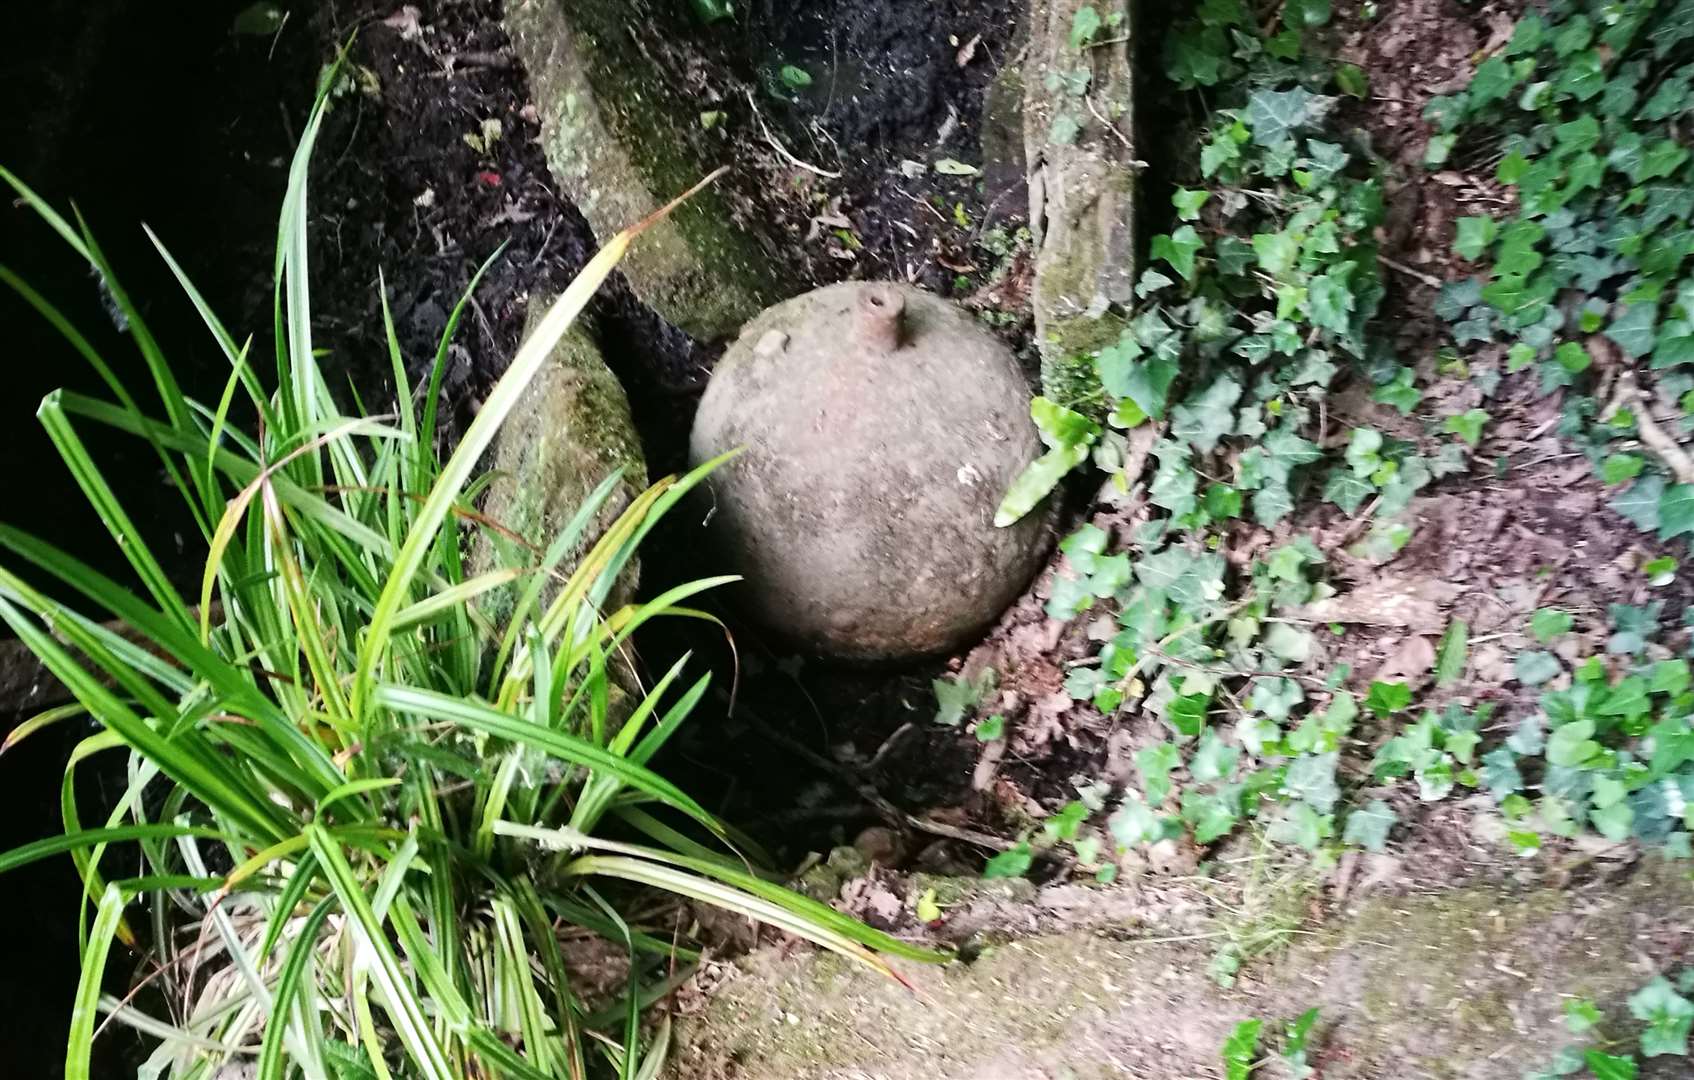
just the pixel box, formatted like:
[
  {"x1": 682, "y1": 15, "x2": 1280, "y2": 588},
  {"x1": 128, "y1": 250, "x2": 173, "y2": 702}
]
[
  {"x1": 374, "y1": 684, "x2": 726, "y2": 839},
  {"x1": 306, "y1": 825, "x2": 455, "y2": 1080},
  {"x1": 0, "y1": 701, "x2": 85, "y2": 754},
  {"x1": 37, "y1": 393, "x2": 194, "y2": 630},
  {"x1": 256, "y1": 894, "x2": 335, "y2": 1080},
  {"x1": 65, "y1": 883, "x2": 128, "y2": 1080},
  {"x1": 0, "y1": 823, "x2": 228, "y2": 875}
]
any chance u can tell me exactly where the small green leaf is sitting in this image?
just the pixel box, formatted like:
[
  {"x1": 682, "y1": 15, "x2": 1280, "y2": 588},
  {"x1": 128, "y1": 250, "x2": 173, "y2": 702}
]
[
  {"x1": 1365, "y1": 681, "x2": 1412, "y2": 718},
  {"x1": 779, "y1": 64, "x2": 814, "y2": 89},
  {"x1": 1425, "y1": 133, "x2": 1458, "y2": 167},
  {"x1": 1171, "y1": 376, "x2": 1243, "y2": 453},
  {"x1": 1152, "y1": 225, "x2": 1205, "y2": 281},
  {"x1": 1602, "y1": 454, "x2": 1646, "y2": 486},
  {"x1": 934, "y1": 669, "x2": 997, "y2": 727},
  {"x1": 915, "y1": 888, "x2": 942, "y2": 923},
  {"x1": 1443, "y1": 408, "x2": 1489, "y2": 447},
  {"x1": 1546, "y1": 718, "x2": 1600, "y2": 767},
  {"x1": 975, "y1": 714, "x2": 1006, "y2": 742},
  {"x1": 1252, "y1": 231, "x2": 1301, "y2": 277},
  {"x1": 1267, "y1": 801, "x2": 1329, "y2": 850},
  {"x1": 1530, "y1": 608, "x2": 1573, "y2": 643},
  {"x1": 1173, "y1": 188, "x2": 1210, "y2": 221},
  {"x1": 1554, "y1": 341, "x2": 1591, "y2": 374},
  {"x1": 1454, "y1": 216, "x2": 1498, "y2": 261},
  {"x1": 1609, "y1": 303, "x2": 1662, "y2": 359},
  {"x1": 982, "y1": 842, "x2": 1033, "y2": 880},
  {"x1": 1372, "y1": 367, "x2": 1422, "y2": 415},
  {"x1": 1564, "y1": 998, "x2": 1602, "y2": 1034},
  {"x1": 1069, "y1": 5, "x2": 1102, "y2": 48},
  {"x1": 232, "y1": 1, "x2": 285, "y2": 34},
  {"x1": 932, "y1": 157, "x2": 980, "y2": 176},
  {"x1": 1436, "y1": 619, "x2": 1469, "y2": 687},
  {"x1": 1335, "y1": 63, "x2": 1368, "y2": 99},
  {"x1": 1660, "y1": 484, "x2": 1694, "y2": 541},
  {"x1": 1629, "y1": 976, "x2": 1694, "y2": 1057},
  {"x1": 1342, "y1": 799, "x2": 1397, "y2": 852},
  {"x1": 1222, "y1": 1019, "x2": 1262, "y2": 1080},
  {"x1": 1584, "y1": 1049, "x2": 1638, "y2": 1080},
  {"x1": 1247, "y1": 86, "x2": 1319, "y2": 146},
  {"x1": 1515, "y1": 650, "x2": 1562, "y2": 686}
]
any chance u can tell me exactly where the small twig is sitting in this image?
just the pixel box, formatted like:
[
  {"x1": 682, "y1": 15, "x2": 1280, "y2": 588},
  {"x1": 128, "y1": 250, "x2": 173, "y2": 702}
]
[
  {"x1": 1380, "y1": 255, "x2": 1443, "y2": 289},
  {"x1": 721, "y1": 693, "x2": 907, "y2": 831},
  {"x1": 1083, "y1": 95, "x2": 1133, "y2": 152},
  {"x1": 902, "y1": 815, "x2": 1017, "y2": 852},
  {"x1": 744, "y1": 89, "x2": 842, "y2": 179},
  {"x1": 1607, "y1": 363, "x2": 1694, "y2": 484},
  {"x1": 865, "y1": 721, "x2": 918, "y2": 771},
  {"x1": 1328, "y1": 494, "x2": 1384, "y2": 552}
]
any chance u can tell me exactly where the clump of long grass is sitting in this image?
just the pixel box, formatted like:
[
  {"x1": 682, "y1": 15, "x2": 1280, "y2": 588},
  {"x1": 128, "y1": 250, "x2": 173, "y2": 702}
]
[{"x1": 0, "y1": 68, "x2": 940, "y2": 1080}]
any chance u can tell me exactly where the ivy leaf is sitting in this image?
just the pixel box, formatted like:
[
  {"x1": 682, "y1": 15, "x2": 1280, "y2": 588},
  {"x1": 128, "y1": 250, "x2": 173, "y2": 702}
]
[
  {"x1": 1547, "y1": 718, "x2": 1600, "y2": 768},
  {"x1": 1150, "y1": 442, "x2": 1200, "y2": 517},
  {"x1": 1190, "y1": 729, "x2": 1240, "y2": 783},
  {"x1": 1267, "y1": 801, "x2": 1329, "y2": 850},
  {"x1": 1443, "y1": 408, "x2": 1489, "y2": 447},
  {"x1": 1364, "y1": 680, "x2": 1412, "y2": 718},
  {"x1": 1152, "y1": 226, "x2": 1205, "y2": 281},
  {"x1": 1660, "y1": 484, "x2": 1694, "y2": 541},
  {"x1": 1341, "y1": 799, "x2": 1397, "y2": 852},
  {"x1": 982, "y1": 842, "x2": 1033, "y2": 880},
  {"x1": 1252, "y1": 230, "x2": 1301, "y2": 278},
  {"x1": 1181, "y1": 789, "x2": 1240, "y2": 843},
  {"x1": 1285, "y1": 753, "x2": 1341, "y2": 813},
  {"x1": 1454, "y1": 216, "x2": 1498, "y2": 261},
  {"x1": 1324, "y1": 469, "x2": 1375, "y2": 514},
  {"x1": 1565, "y1": 999, "x2": 1603, "y2": 1034},
  {"x1": 1222, "y1": 1020, "x2": 1262, "y2": 1080},
  {"x1": 1531, "y1": 608, "x2": 1573, "y2": 643},
  {"x1": 1371, "y1": 366, "x2": 1422, "y2": 415},
  {"x1": 1335, "y1": 63, "x2": 1368, "y2": 99},
  {"x1": 1481, "y1": 747, "x2": 1522, "y2": 798},
  {"x1": 1068, "y1": 4, "x2": 1102, "y2": 48},
  {"x1": 1436, "y1": 619, "x2": 1469, "y2": 687},
  {"x1": 1136, "y1": 741, "x2": 1182, "y2": 805},
  {"x1": 1247, "y1": 87, "x2": 1320, "y2": 147},
  {"x1": 1515, "y1": 650, "x2": 1562, "y2": 686},
  {"x1": 1308, "y1": 269, "x2": 1357, "y2": 334},
  {"x1": 1283, "y1": 0, "x2": 1330, "y2": 28},
  {"x1": 1612, "y1": 474, "x2": 1667, "y2": 532},
  {"x1": 1172, "y1": 376, "x2": 1243, "y2": 452},
  {"x1": 1261, "y1": 426, "x2": 1322, "y2": 479},
  {"x1": 1602, "y1": 454, "x2": 1646, "y2": 485},
  {"x1": 1629, "y1": 976, "x2": 1694, "y2": 1057},
  {"x1": 1251, "y1": 676, "x2": 1305, "y2": 721},
  {"x1": 1609, "y1": 302, "x2": 1662, "y2": 359},
  {"x1": 1425, "y1": 133, "x2": 1458, "y2": 167},
  {"x1": 1168, "y1": 693, "x2": 1212, "y2": 738},
  {"x1": 1098, "y1": 339, "x2": 1179, "y2": 420},
  {"x1": 1583, "y1": 1050, "x2": 1637, "y2": 1080},
  {"x1": 933, "y1": 669, "x2": 996, "y2": 727},
  {"x1": 1173, "y1": 187, "x2": 1210, "y2": 221},
  {"x1": 1251, "y1": 485, "x2": 1296, "y2": 527}
]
